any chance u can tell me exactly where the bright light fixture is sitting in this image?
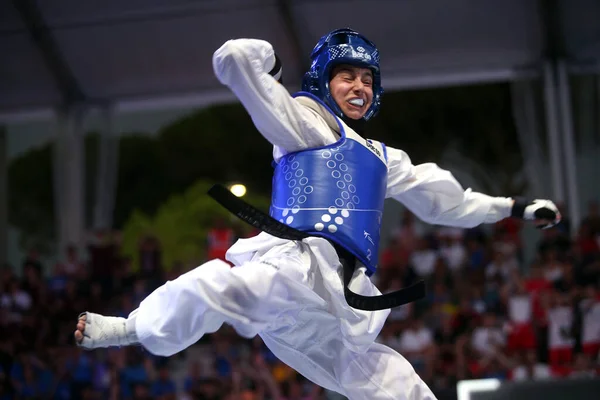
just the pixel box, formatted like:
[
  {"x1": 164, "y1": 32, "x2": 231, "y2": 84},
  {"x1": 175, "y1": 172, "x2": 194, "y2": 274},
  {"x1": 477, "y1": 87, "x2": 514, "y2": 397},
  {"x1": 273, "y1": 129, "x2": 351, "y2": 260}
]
[{"x1": 230, "y1": 184, "x2": 247, "y2": 197}]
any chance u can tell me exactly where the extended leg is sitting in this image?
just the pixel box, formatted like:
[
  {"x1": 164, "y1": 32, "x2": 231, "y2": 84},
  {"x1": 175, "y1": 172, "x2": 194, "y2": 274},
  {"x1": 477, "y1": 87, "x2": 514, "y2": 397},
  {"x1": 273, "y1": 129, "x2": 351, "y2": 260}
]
[{"x1": 75, "y1": 253, "x2": 308, "y2": 356}]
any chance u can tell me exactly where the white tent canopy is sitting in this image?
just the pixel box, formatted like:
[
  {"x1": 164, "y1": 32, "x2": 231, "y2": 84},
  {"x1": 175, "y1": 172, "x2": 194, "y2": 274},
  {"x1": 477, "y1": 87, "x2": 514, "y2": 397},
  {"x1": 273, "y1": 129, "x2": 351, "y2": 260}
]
[
  {"x1": 0, "y1": 0, "x2": 599, "y2": 261},
  {"x1": 1, "y1": 0, "x2": 599, "y2": 118}
]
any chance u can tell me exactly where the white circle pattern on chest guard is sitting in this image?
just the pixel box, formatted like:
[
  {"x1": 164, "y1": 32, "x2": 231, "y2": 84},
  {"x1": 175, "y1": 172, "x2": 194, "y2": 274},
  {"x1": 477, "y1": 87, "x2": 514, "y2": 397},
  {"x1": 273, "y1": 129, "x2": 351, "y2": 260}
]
[
  {"x1": 269, "y1": 131, "x2": 389, "y2": 273},
  {"x1": 274, "y1": 142, "x2": 376, "y2": 234},
  {"x1": 296, "y1": 147, "x2": 364, "y2": 233},
  {"x1": 278, "y1": 155, "x2": 312, "y2": 219}
]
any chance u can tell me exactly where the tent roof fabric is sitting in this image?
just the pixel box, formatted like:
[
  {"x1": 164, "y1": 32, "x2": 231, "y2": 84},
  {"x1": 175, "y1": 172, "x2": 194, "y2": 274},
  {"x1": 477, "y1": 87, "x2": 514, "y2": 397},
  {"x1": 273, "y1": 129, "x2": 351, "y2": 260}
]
[{"x1": 1, "y1": 0, "x2": 599, "y2": 116}]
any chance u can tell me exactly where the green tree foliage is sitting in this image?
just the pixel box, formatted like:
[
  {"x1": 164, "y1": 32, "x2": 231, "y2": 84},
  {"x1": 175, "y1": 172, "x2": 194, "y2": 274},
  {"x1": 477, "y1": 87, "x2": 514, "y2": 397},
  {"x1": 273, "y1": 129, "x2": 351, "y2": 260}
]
[
  {"x1": 120, "y1": 180, "x2": 270, "y2": 270},
  {"x1": 8, "y1": 84, "x2": 524, "y2": 255},
  {"x1": 114, "y1": 103, "x2": 274, "y2": 228},
  {"x1": 369, "y1": 84, "x2": 523, "y2": 195},
  {"x1": 8, "y1": 143, "x2": 55, "y2": 254}
]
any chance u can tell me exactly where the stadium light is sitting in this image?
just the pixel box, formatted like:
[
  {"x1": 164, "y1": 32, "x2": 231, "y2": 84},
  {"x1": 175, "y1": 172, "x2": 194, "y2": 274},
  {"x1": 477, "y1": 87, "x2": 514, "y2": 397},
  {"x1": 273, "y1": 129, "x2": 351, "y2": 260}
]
[{"x1": 229, "y1": 184, "x2": 247, "y2": 197}]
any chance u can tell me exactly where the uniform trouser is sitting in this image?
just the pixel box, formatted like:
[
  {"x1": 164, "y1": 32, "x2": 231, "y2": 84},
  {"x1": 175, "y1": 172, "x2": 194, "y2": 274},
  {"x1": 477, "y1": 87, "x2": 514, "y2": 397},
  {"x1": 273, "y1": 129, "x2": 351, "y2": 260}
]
[{"x1": 128, "y1": 240, "x2": 437, "y2": 400}]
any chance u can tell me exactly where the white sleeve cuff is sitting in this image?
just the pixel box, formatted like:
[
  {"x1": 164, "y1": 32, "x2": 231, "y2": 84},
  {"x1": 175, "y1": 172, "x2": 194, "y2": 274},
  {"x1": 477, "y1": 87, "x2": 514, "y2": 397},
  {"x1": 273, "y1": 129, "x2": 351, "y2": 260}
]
[{"x1": 483, "y1": 197, "x2": 514, "y2": 223}]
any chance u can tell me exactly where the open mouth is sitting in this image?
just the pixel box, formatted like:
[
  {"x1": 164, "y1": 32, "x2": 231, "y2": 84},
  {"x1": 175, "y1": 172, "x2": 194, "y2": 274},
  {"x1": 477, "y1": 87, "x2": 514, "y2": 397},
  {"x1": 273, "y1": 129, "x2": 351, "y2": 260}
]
[{"x1": 347, "y1": 98, "x2": 365, "y2": 109}]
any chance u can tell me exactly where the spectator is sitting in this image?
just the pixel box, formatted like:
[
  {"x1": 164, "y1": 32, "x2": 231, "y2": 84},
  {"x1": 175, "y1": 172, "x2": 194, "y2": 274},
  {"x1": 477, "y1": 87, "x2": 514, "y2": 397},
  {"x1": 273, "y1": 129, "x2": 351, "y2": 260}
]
[
  {"x1": 433, "y1": 314, "x2": 457, "y2": 370},
  {"x1": 1, "y1": 200, "x2": 598, "y2": 399},
  {"x1": 580, "y1": 286, "x2": 600, "y2": 358},
  {"x1": 547, "y1": 291, "x2": 575, "y2": 368},
  {"x1": 438, "y1": 228, "x2": 466, "y2": 273},
  {"x1": 511, "y1": 349, "x2": 552, "y2": 381},
  {"x1": 399, "y1": 318, "x2": 434, "y2": 377},
  {"x1": 21, "y1": 249, "x2": 43, "y2": 278},
  {"x1": 1, "y1": 278, "x2": 32, "y2": 323},
  {"x1": 119, "y1": 348, "x2": 152, "y2": 399},
  {"x1": 151, "y1": 365, "x2": 176, "y2": 399},
  {"x1": 138, "y1": 236, "x2": 162, "y2": 279},
  {"x1": 471, "y1": 312, "x2": 506, "y2": 359},
  {"x1": 183, "y1": 361, "x2": 207, "y2": 396},
  {"x1": 47, "y1": 262, "x2": 69, "y2": 294},
  {"x1": 61, "y1": 245, "x2": 85, "y2": 279},
  {"x1": 505, "y1": 277, "x2": 537, "y2": 354},
  {"x1": 568, "y1": 353, "x2": 597, "y2": 379},
  {"x1": 410, "y1": 236, "x2": 438, "y2": 277},
  {"x1": 206, "y1": 217, "x2": 236, "y2": 263},
  {"x1": 486, "y1": 248, "x2": 518, "y2": 283}
]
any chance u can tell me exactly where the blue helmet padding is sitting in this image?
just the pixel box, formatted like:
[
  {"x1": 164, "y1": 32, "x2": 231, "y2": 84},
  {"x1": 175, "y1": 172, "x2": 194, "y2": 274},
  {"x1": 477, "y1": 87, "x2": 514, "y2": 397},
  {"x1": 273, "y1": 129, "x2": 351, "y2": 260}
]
[{"x1": 302, "y1": 28, "x2": 384, "y2": 121}]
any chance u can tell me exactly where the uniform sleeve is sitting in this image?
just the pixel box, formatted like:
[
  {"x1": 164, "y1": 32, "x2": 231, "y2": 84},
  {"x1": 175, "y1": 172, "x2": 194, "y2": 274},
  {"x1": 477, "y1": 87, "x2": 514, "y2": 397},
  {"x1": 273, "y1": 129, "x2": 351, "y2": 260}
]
[
  {"x1": 212, "y1": 39, "x2": 337, "y2": 155},
  {"x1": 385, "y1": 146, "x2": 514, "y2": 228}
]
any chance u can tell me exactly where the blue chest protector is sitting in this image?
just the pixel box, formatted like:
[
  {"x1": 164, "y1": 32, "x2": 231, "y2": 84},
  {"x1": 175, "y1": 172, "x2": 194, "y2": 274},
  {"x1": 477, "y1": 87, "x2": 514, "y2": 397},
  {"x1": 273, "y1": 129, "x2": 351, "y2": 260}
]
[{"x1": 269, "y1": 93, "x2": 388, "y2": 275}]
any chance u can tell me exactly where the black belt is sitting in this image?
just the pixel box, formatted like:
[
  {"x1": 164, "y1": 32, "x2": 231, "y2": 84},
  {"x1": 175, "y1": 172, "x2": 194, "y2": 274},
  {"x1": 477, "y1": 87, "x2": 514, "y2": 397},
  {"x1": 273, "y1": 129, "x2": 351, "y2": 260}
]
[{"x1": 208, "y1": 184, "x2": 426, "y2": 311}]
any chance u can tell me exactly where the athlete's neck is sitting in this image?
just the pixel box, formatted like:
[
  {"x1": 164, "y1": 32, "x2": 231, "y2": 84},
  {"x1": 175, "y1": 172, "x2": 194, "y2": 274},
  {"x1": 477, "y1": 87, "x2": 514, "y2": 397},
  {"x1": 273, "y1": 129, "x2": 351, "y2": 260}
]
[{"x1": 342, "y1": 116, "x2": 367, "y2": 135}]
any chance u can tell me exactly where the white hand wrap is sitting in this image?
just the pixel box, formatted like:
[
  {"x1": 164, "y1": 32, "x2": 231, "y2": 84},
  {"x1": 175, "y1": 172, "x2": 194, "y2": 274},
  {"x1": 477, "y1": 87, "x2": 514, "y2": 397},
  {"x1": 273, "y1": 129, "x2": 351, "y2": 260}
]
[{"x1": 76, "y1": 312, "x2": 139, "y2": 349}]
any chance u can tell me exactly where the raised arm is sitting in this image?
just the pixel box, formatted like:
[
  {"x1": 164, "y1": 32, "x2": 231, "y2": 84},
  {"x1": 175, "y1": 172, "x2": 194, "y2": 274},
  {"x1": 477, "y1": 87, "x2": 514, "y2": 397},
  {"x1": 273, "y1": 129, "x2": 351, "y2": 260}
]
[
  {"x1": 385, "y1": 146, "x2": 560, "y2": 228},
  {"x1": 212, "y1": 39, "x2": 337, "y2": 156}
]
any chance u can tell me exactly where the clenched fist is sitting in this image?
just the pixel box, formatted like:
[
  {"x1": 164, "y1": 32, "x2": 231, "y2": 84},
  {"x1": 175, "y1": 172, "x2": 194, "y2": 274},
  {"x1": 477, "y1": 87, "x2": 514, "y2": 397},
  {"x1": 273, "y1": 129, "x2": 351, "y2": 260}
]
[{"x1": 511, "y1": 198, "x2": 561, "y2": 229}]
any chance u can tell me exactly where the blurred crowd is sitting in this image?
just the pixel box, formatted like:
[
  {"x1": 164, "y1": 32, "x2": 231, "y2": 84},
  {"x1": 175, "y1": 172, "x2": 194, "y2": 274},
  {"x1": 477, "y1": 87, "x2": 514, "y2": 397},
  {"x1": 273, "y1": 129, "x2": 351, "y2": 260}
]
[
  {"x1": 373, "y1": 201, "x2": 600, "y2": 397},
  {"x1": 0, "y1": 202, "x2": 599, "y2": 399}
]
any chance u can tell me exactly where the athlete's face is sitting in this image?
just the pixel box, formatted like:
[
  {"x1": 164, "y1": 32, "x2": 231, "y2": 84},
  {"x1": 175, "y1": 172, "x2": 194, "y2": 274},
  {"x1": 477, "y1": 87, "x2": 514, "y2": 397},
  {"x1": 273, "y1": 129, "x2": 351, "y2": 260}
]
[{"x1": 329, "y1": 64, "x2": 374, "y2": 120}]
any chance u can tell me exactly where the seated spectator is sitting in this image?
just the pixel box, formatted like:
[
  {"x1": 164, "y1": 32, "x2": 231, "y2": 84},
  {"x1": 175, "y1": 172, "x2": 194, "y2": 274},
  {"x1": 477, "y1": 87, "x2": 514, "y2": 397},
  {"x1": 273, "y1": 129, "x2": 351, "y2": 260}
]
[
  {"x1": 385, "y1": 278, "x2": 414, "y2": 331},
  {"x1": 427, "y1": 282, "x2": 452, "y2": 309},
  {"x1": 21, "y1": 249, "x2": 43, "y2": 277},
  {"x1": 15, "y1": 363, "x2": 43, "y2": 399},
  {"x1": 452, "y1": 297, "x2": 479, "y2": 338},
  {"x1": 428, "y1": 258, "x2": 454, "y2": 294},
  {"x1": 1, "y1": 203, "x2": 598, "y2": 398},
  {"x1": 183, "y1": 361, "x2": 207, "y2": 395},
  {"x1": 433, "y1": 315, "x2": 457, "y2": 368},
  {"x1": 480, "y1": 358, "x2": 509, "y2": 381},
  {"x1": 376, "y1": 324, "x2": 402, "y2": 353},
  {"x1": 280, "y1": 376, "x2": 321, "y2": 400},
  {"x1": 47, "y1": 262, "x2": 68, "y2": 294},
  {"x1": 399, "y1": 318, "x2": 434, "y2": 374},
  {"x1": 567, "y1": 353, "x2": 597, "y2": 379},
  {"x1": 437, "y1": 228, "x2": 466, "y2": 273},
  {"x1": 120, "y1": 348, "x2": 152, "y2": 399},
  {"x1": 469, "y1": 285, "x2": 487, "y2": 315},
  {"x1": 10, "y1": 352, "x2": 51, "y2": 399},
  {"x1": 580, "y1": 286, "x2": 600, "y2": 358},
  {"x1": 511, "y1": 350, "x2": 552, "y2": 381},
  {"x1": 65, "y1": 349, "x2": 95, "y2": 397},
  {"x1": 132, "y1": 382, "x2": 153, "y2": 400},
  {"x1": 61, "y1": 244, "x2": 85, "y2": 279},
  {"x1": 486, "y1": 248, "x2": 518, "y2": 283},
  {"x1": 577, "y1": 201, "x2": 600, "y2": 259},
  {"x1": 471, "y1": 312, "x2": 506, "y2": 359},
  {"x1": 464, "y1": 230, "x2": 488, "y2": 273},
  {"x1": 505, "y1": 278, "x2": 537, "y2": 354},
  {"x1": 410, "y1": 236, "x2": 439, "y2": 277},
  {"x1": 151, "y1": 365, "x2": 177, "y2": 399},
  {"x1": 547, "y1": 291, "x2": 575, "y2": 367},
  {"x1": 1, "y1": 279, "x2": 32, "y2": 324}
]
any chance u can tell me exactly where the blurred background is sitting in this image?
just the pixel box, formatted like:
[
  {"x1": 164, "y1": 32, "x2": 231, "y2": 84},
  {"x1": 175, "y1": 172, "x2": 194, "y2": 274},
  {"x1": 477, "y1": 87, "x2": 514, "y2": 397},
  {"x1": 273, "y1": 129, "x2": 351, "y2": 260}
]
[{"x1": 1, "y1": 0, "x2": 599, "y2": 399}]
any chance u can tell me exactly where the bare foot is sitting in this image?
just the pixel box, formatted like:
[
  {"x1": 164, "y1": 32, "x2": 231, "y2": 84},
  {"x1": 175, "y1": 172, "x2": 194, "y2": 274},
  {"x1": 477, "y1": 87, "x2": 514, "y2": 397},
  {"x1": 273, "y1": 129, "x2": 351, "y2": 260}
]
[
  {"x1": 73, "y1": 312, "x2": 136, "y2": 349},
  {"x1": 74, "y1": 313, "x2": 86, "y2": 344}
]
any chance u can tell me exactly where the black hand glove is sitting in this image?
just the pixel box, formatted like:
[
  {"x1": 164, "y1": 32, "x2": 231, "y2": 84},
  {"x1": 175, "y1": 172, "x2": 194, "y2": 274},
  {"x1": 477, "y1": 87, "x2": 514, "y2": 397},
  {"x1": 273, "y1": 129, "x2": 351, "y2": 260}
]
[{"x1": 511, "y1": 197, "x2": 561, "y2": 229}]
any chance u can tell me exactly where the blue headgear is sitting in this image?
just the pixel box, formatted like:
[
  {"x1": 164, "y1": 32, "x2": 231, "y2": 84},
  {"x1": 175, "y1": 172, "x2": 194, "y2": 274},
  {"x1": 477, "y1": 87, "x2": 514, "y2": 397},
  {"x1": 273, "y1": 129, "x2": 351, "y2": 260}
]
[{"x1": 302, "y1": 28, "x2": 384, "y2": 121}]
